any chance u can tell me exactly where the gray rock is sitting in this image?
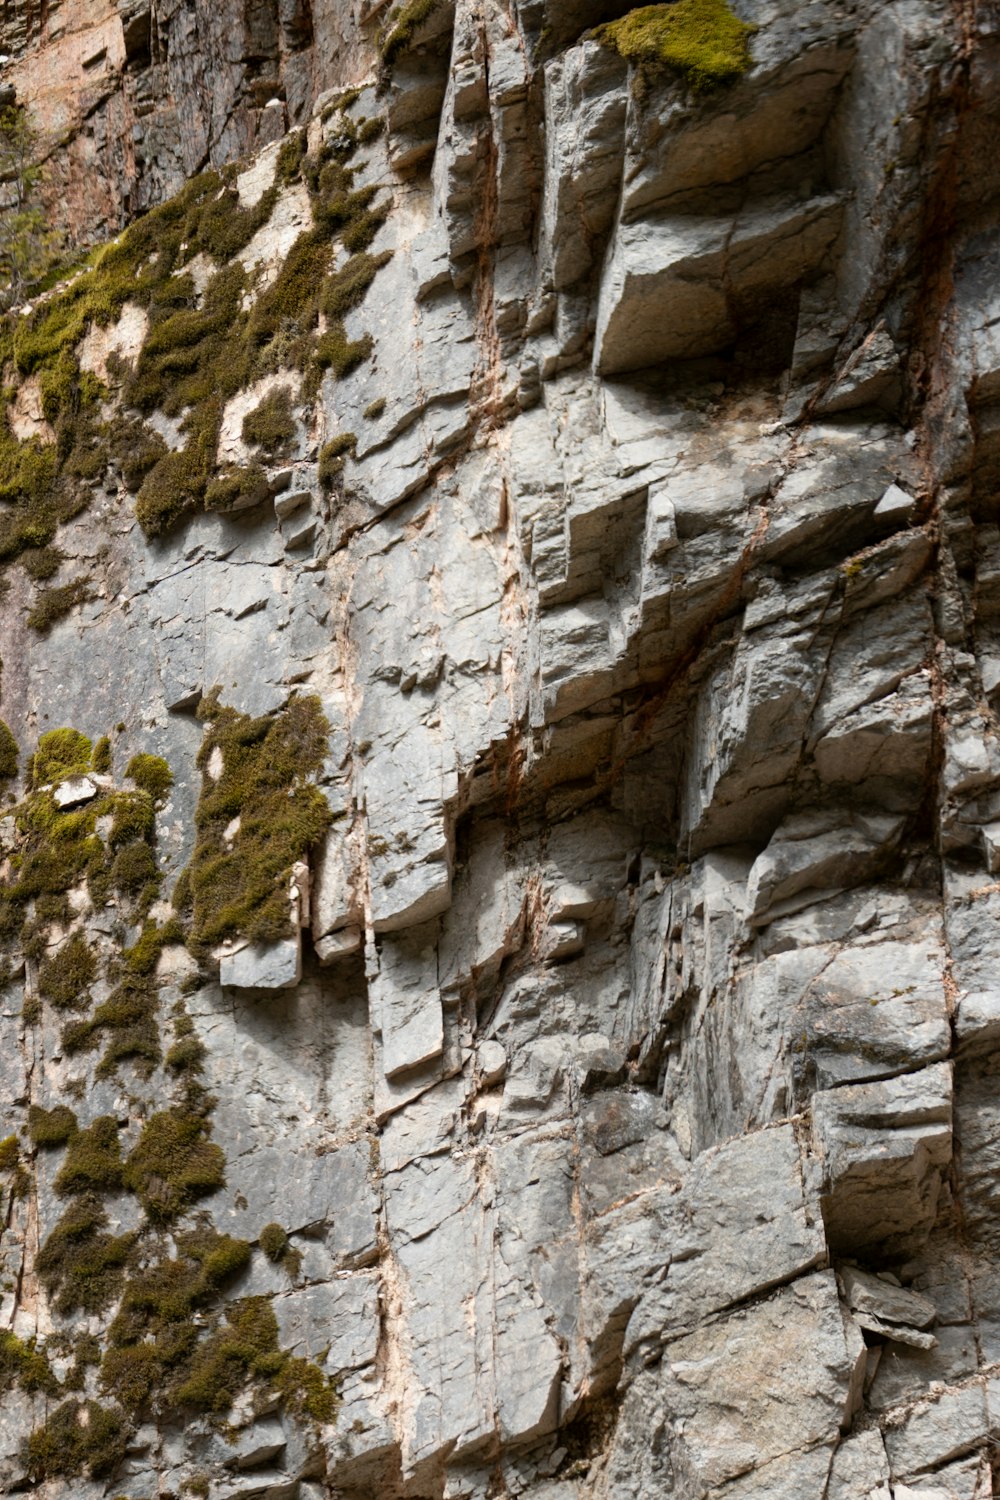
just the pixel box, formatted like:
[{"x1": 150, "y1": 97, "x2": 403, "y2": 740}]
[
  {"x1": 813, "y1": 1064, "x2": 953, "y2": 1253},
  {"x1": 219, "y1": 935, "x2": 302, "y2": 990},
  {"x1": 884, "y1": 1385, "x2": 990, "y2": 1479}
]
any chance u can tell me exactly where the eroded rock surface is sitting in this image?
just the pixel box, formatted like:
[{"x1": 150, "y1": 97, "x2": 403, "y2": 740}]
[{"x1": 1, "y1": 0, "x2": 999, "y2": 1496}]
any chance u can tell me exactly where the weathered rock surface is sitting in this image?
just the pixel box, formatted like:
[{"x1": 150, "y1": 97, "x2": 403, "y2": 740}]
[{"x1": 1, "y1": 0, "x2": 1000, "y2": 1495}]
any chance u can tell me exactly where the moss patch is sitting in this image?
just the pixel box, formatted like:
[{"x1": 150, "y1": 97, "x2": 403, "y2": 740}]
[
  {"x1": 318, "y1": 432, "x2": 357, "y2": 489},
  {"x1": 54, "y1": 1115, "x2": 123, "y2": 1196},
  {"x1": 122, "y1": 1108, "x2": 225, "y2": 1223},
  {"x1": 91, "y1": 735, "x2": 112, "y2": 774},
  {"x1": 379, "y1": 0, "x2": 444, "y2": 65},
  {"x1": 124, "y1": 752, "x2": 172, "y2": 803},
  {"x1": 27, "y1": 1102, "x2": 78, "y2": 1147},
  {"x1": 38, "y1": 932, "x2": 97, "y2": 1010},
  {"x1": 25, "y1": 1399, "x2": 129, "y2": 1481},
  {"x1": 259, "y1": 1220, "x2": 302, "y2": 1279},
  {"x1": 0, "y1": 720, "x2": 18, "y2": 782},
  {"x1": 593, "y1": 0, "x2": 755, "y2": 89},
  {"x1": 242, "y1": 386, "x2": 297, "y2": 459},
  {"x1": 33, "y1": 727, "x2": 92, "y2": 784},
  {"x1": 26, "y1": 576, "x2": 90, "y2": 632},
  {"x1": 101, "y1": 1227, "x2": 252, "y2": 1412},
  {"x1": 0, "y1": 1331, "x2": 58, "y2": 1395},
  {"x1": 173, "y1": 1295, "x2": 334, "y2": 1420},
  {"x1": 37, "y1": 1194, "x2": 136, "y2": 1315},
  {"x1": 0, "y1": 92, "x2": 391, "y2": 588},
  {"x1": 180, "y1": 693, "x2": 331, "y2": 955}
]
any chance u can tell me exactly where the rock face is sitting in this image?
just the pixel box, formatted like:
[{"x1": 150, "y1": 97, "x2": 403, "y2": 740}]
[{"x1": 0, "y1": 0, "x2": 999, "y2": 1496}]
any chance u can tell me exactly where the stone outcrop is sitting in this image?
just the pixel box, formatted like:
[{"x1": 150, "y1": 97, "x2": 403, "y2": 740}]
[{"x1": 0, "y1": 0, "x2": 999, "y2": 1496}]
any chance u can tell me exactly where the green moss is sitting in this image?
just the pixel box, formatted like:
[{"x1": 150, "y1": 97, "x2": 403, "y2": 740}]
[
  {"x1": 0, "y1": 720, "x2": 17, "y2": 782},
  {"x1": 123, "y1": 1108, "x2": 225, "y2": 1222},
  {"x1": 0, "y1": 1331, "x2": 58, "y2": 1395},
  {"x1": 98, "y1": 1342, "x2": 161, "y2": 1412},
  {"x1": 241, "y1": 386, "x2": 297, "y2": 458},
  {"x1": 315, "y1": 326, "x2": 373, "y2": 378},
  {"x1": 259, "y1": 1222, "x2": 288, "y2": 1261},
  {"x1": 364, "y1": 397, "x2": 386, "y2": 421},
  {"x1": 134, "y1": 445, "x2": 206, "y2": 539},
  {"x1": 34, "y1": 728, "x2": 92, "y2": 784},
  {"x1": 65, "y1": 970, "x2": 164, "y2": 1078},
  {"x1": 105, "y1": 412, "x2": 169, "y2": 493},
  {"x1": 358, "y1": 116, "x2": 386, "y2": 145},
  {"x1": 318, "y1": 432, "x2": 358, "y2": 489},
  {"x1": 91, "y1": 735, "x2": 112, "y2": 774},
  {"x1": 124, "y1": 917, "x2": 183, "y2": 975},
  {"x1": 276, "y1": 130, "x2": 307, "y2": 184},
  {"x1": 22, "y1": 544, "x2": 62, "y2": 581},
  {"x1": 109, "y1": 790, "x2": 155, "y2": 848},
  {"x1": 37, "y1": 1194, "x2": 136, "y2": 1314},
  {"x1": 173, "y1": 1296, "x2": 283, "y2": 1412},
  {"x1": 380, "y1": 0, "x2": 444, "y2": 64},
  {"x1": 100, "y1": 1228, "x2": 252, "y2": 1412},
  {"x1": 184, "y1": 693, "x2": 331, "y2": 954},
  {"x1": 111, "y1": 840, "x2": 159, "y2": 894},
  {"x1": 321, "y1": 251, "x2": 392, "y2": 322},
  {"x1": 65, "y1": 1332, "x2": 101, "y2": 1389},
  {"x1": 258, "y1": 1221, "x2": 301, "y2": 1279},
  {"x1": 165, "y1": 1031, "x2": 207, "y2": 1074},
  {"x1": 125, "y1": 753, "x2": 173, "y2": 803},
  {"x1": 204, "y1": 463, "x2": 268, "y2": 513},
  {"x1": 27, "y1": 1103, "x2": 78, "y2": 1147},
  {"x1": 38, "y1": 932, "x2": 97, "y2": 1010},
  {"x1": 54, "y1": 1115, "x2": 123, "y2": 1196},
  {"x1": 0, "y1": 1135, "x2": 19, "y2": 1171},
  {"x1": 25, "y1": 1399, "x2": 129, "y2": 1481},
  {"x1": 277, "y1": 1354, "x2": 338, "y2": 1423},
  {"x1": 0, "y1": 97, "x2": 391, "y2": 573},
  {"x1": 592, "y1": 0, "x2": 755, "y2": 89}
]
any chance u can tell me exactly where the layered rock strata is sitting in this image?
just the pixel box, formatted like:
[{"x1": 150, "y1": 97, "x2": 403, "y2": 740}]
[{"x1": 0, "y1": 0, "x2": 999, "y2": 1497}]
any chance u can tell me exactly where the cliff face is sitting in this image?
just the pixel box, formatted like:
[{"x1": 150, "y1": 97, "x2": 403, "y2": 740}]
[
  {"x1": 1, "y1": 0, "x2": 1000, "y2": 1496},
  {"x1": 1, "y1": 0, "x2": 375, "y2": 241}
]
